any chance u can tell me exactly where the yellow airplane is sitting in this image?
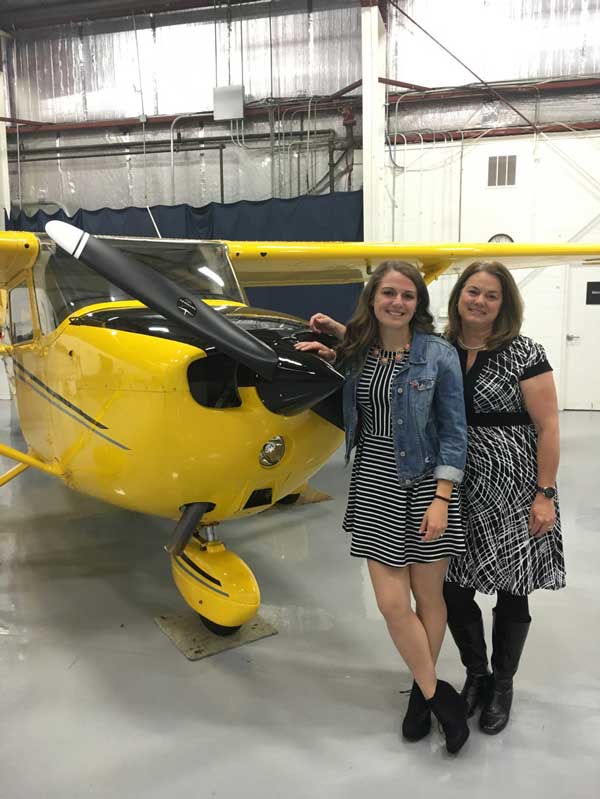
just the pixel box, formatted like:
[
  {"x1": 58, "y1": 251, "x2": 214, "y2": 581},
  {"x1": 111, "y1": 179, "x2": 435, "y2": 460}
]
[{"x1": 1, "y1": 224, "x2": 599, "y2": 634}]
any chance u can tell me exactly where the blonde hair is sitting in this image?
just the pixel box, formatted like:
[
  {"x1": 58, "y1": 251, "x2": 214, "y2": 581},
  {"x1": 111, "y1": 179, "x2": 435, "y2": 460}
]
[
  {"x1": 445, "y1": 261, "x2": 523, "y2": 350},
  {"x1": 337, "y1": 261, "x2": 434, "y2": 366}
]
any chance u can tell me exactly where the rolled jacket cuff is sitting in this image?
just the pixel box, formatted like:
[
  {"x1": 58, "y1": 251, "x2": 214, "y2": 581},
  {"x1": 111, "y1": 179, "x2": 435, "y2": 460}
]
[{"x1": 433, "y1": 464, "x2": 464, "y2": 484}]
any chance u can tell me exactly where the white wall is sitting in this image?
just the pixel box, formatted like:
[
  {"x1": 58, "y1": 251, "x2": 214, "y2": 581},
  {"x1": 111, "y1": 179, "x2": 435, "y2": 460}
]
[{"x1": 383, "y1": 130, "x2": 600, "y2": 407}]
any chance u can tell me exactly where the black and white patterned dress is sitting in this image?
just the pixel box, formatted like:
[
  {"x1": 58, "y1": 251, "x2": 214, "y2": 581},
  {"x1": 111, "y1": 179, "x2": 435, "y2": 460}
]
[
  {"x1": 343, "y1": 348, "x2": 465, "y2": 567},
  {"x1": 446, "y1": 335, "x2": 566, "y2": 595}
]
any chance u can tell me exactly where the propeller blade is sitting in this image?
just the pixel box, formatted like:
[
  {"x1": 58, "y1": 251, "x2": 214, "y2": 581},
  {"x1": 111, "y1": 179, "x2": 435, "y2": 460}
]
[{"x1": 45, "y1": 221, "x2": 279, "y2": 380}]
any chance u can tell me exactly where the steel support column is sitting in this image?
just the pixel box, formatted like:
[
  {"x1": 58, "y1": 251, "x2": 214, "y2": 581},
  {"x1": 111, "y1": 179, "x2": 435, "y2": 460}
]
[{"x1": 361, "y1": 2, "x2": 386, "y2": 241}]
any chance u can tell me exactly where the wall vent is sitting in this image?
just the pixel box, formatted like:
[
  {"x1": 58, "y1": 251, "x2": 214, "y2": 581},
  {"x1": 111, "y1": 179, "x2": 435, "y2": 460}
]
[{"x1": 488, "y1": 155, "x2": 516, "y2": 186}]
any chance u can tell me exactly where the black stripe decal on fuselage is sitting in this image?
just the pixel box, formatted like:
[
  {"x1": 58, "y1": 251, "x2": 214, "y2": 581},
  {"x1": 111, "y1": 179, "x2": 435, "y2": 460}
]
[
  {"x1": 11, "y1": 358, "x2": 109, "y2": 429},
  {"x1": 11, "y1": 358, "x2": 130, "y2": 451}
]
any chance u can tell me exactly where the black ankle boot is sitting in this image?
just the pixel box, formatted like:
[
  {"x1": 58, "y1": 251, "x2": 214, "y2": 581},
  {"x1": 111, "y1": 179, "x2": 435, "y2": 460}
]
[
  {"x1": 402, "y1": 681, "x2": 431, "y2": 741},
  {"x1": 447, "y1": 615, "x2": 492, "y2": 717},
  {"x1": 480, "y1": 612, "x2": 531, "y2": 735},
  {"x1": 427, "y1": 680, "x2": 470, "y2": 754}
]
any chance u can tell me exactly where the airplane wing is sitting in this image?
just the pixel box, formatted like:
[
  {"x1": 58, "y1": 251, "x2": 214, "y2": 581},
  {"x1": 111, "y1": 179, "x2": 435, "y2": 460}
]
[
  {"x1": 0, "y1": 234, "x2": 39, "y2": 333},
  {"x1": 0, "y1": 232, "x2": 40, "y2": 288},
  {"x1": 225, "y1": 240, "x2": 600, "y2": 286},
  {"x1": 3, "y1": 231, "x2": 600, "y2": 291}
]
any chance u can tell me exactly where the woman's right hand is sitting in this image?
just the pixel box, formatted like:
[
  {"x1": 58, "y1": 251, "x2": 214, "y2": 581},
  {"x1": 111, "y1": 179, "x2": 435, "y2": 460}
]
[
  {"x1": 308, "y1": 313, "x2": 346, "y2": 341},
  {"x1": 294, "y1": 340, "x2": 337, "y2": 363}
]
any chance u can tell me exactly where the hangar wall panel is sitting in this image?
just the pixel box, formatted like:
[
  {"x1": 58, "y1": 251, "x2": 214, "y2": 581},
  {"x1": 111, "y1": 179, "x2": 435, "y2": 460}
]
[
  {"x1": 8, "y1": 6, "x2": 361, "y2": 123},
  {"x1": 388, "y1": 0, "x2": 600, "y2": 86},
  {"x1": 386, "y1": 130, "x2": 600, "y2": 404}
]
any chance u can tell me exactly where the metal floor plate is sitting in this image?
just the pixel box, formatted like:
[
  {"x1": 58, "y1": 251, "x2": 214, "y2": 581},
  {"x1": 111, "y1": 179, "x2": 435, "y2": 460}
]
[{"x1": 155, "y1": 612, "x2": 278, "y2": 660}]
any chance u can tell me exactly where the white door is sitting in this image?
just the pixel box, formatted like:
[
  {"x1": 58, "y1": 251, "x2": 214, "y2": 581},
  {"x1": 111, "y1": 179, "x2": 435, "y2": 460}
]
[{"x1": 563, "y1": 265, "x2": 600, "y2": 410}]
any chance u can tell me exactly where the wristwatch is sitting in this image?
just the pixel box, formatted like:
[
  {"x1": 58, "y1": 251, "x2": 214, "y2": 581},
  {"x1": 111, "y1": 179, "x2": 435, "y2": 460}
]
[{"x1": 536, "y1": 485, "x2": 557, "y2": 499}]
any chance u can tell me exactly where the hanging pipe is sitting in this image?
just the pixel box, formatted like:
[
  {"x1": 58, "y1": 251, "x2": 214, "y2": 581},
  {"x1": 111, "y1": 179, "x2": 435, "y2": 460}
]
[
  {"x1": 298, "y1": 113, "x2": 303, "y2": 196},
  {"x1": 457, "y1": 131, "x2": 464, "y2": 241},
  {"x1": 386, "y1": 94, "x2": 409, "y2": 240},
  {"x1": 15, "y1": 122, "x2": 22, "y2": 210},
  {"x1": 170, "y1": 112, "x2": 208, "y2": 204},
  {"x1": 269, "y1": 106, "x2": 276, "y2": 197},
  {"x1": 286, "y1": 109, "x2": 303, "y2": 197},
  {"x1": 305, "y1": 97, "x2": 313, "y2": 193},
  {"x1": 11, "y1": 141, "x2": 225, "y2": 162},
  {"x1": 219, "y1": 145, "x2": 224, "y2": 203},
  {"x1": 328, "y1": 134, "x2": 335, "y2": 193},
  {"x1": 11, "y1": 130, "x2": 337, "y2": 161}
]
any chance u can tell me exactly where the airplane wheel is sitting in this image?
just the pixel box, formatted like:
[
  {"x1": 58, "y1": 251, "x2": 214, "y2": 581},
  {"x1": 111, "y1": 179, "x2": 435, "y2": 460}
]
[
  {"x1": 200, "y1": 615, "x2": 242, "y2": 637},
  {"x1": 277, "y1": 492, "x2": 301, "y2": 506}
]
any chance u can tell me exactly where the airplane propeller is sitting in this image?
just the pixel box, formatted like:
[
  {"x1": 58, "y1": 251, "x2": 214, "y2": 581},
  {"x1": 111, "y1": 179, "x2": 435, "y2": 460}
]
[
  {"x1": 45, "y1": 220, "x2": 279, "y2": 380},
  {"x1": 44, "y1": 221, "x2": 343, "y2": 416}
]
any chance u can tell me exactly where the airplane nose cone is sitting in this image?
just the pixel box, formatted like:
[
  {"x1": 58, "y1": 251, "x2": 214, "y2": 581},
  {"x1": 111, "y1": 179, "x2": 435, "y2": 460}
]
[{"x1": 256, "y1": 342, "x2": 344, "y2": 416}]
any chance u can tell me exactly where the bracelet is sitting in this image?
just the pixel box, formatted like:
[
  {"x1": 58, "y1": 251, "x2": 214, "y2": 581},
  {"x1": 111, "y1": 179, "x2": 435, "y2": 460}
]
[{"x1": 434, "y1": 494, "x2": 451, "y2": 504}]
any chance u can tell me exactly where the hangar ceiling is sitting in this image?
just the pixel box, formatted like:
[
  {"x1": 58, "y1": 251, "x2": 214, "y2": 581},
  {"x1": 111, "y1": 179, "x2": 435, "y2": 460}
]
[{"x1": 0, "y1": 0, "x2": 273, "y2": 30}]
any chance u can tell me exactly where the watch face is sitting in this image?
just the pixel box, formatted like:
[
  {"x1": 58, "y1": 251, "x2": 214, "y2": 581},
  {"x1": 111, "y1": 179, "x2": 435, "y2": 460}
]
[{"x1": 542, "y1": 487, "x2": 556, "y2": 499}]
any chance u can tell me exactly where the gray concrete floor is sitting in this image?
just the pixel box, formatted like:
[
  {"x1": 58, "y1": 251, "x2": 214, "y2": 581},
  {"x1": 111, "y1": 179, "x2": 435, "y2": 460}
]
[{"x1": 1, "y1": 398, "x2": 599, "y2": 798}]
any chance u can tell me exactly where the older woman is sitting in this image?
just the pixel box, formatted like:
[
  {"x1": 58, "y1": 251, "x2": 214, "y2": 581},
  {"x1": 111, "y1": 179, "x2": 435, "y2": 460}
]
[{"x1": 442, "y1": 261, "x2": 564, "y2": 735}]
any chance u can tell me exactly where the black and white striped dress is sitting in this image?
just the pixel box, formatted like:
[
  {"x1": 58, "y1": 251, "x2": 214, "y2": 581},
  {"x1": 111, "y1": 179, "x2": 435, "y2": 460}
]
[{"x1": 343, "y1": 348, "x2": 465, "y2": 567}]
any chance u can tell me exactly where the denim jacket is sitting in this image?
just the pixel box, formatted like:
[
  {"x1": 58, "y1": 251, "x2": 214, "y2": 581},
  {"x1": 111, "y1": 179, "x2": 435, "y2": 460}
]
[{"x1": 342, "y1": 331, "x2": 467, "y2": 486}]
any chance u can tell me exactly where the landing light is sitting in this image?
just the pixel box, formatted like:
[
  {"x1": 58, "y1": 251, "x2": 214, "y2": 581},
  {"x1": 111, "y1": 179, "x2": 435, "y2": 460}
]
[{"x1": 259, "y1": 436, "x2": 285, "y2": 467}]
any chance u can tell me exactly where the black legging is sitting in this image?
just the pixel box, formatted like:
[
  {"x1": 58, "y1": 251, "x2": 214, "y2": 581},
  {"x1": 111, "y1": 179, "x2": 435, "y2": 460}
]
[{"x1": 443, "y1": 581, "x2": 531, "y2": 623}]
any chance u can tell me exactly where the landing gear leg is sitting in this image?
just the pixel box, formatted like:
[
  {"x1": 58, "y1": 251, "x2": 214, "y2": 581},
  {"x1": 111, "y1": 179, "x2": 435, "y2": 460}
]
[{"x1": 165, "y1": 502, "x2": 212, "y2": 556}]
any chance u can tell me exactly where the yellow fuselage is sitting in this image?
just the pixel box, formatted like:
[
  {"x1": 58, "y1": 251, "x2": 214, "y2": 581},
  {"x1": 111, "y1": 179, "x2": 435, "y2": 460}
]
[{"x1": 12, "y1": 299, "x2": 343, "y2": 523}]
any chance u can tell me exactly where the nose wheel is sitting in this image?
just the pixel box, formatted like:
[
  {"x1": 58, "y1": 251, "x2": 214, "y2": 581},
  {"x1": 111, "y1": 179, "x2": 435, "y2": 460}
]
[
  {"x1": 199, "y1": 616, "x2": 242, "y2": 636},
  {"x1": 169, "y1": 513, "x2": 261, "y2": 634}
]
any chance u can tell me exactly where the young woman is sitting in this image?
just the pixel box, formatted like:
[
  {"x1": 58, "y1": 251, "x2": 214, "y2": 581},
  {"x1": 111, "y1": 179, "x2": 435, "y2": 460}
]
[
  {"x1": 443, "y1": 261, "x2": 565, "y2": 734},
  {"x1": 295, "y1": 261, "x2": 470, "y2": 754}
]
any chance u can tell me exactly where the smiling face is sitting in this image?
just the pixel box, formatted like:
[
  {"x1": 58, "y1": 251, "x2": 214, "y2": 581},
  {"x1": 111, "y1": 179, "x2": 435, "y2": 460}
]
[
  {"x1": 458, "y1": 270, "x2": 503, "y2": 330},
  {"x1": 372, "y1": 270, "x2": 418, "y2": 338}
]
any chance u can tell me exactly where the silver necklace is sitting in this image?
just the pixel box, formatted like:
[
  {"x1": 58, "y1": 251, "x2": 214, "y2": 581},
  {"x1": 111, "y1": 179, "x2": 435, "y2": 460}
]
[{"x1": 457, "y1": 336, "x2": 487, "y2": 352}]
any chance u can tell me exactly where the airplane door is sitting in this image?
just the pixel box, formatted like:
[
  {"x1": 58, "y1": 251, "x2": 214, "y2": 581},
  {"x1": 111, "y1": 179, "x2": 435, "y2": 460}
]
[
  {"x1": 7, "y1": 278, "x2": 54, "y2": 457},
  {"x1": 563, "y1": 265, "x2": 600, "y2": 410}
]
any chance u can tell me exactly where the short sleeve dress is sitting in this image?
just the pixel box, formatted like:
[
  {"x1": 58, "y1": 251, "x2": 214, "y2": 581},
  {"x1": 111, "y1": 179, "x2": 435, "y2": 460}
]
[
  {"x1": 343, "y1": 347, "x2": 465, "y2": 567},
  {"x1": 446, "y1": 335, "x2": 566, "y2": 595}
]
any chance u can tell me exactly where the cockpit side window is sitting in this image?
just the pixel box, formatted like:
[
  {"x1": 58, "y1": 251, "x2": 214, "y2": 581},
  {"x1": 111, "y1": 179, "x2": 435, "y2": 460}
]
[
  {"x1": 32, "y1": 251, "x2": 65, "y2": 334},
  {"x1": 8, "y1": 281, "x2": 34, "y2": 344}
]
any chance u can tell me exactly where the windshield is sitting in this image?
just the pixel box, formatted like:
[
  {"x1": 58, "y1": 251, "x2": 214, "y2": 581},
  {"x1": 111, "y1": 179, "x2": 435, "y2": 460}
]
[{"x1": 33, "y1": 237, "x2": 246, "y2": 329}]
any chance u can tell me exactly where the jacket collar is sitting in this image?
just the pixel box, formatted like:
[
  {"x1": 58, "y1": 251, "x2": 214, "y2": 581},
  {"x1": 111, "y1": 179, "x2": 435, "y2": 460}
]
[{"x1": 408, "y1": 330, "x2": 428, "y2": 365}]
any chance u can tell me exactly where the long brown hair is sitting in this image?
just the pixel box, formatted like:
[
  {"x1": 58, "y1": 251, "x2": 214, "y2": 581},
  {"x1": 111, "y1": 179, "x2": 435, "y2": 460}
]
[
  {"x1": 337, "y1": 261, "x2": 434, "y2": 366},
  {"x1": 445, "y1": 261, "x2": 523, "y2": 350}
]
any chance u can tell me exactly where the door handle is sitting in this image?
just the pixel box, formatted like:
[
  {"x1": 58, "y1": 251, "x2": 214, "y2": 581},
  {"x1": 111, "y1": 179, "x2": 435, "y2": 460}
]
[{"x1": 566, "y1": 334, "x2": 580, "y2": 341}]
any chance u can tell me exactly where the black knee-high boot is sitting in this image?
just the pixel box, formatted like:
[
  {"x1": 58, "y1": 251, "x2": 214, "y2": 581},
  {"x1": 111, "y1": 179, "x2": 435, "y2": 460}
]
[
  {"x1": 427, "y1": 680, "x2": 470, "y2": 754},
  {"x1": 444, "y1": 582, "x2": 492, "y2": 717},
  {"x1": 479, "y1": 610, "x2": 531, "y2": 735},
  {"x1": 402, "y1": 681, "x2": 431, "y2": 741},
  {"x1": 447, "y1": 616, "x2": 493, "y2": 717}
]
